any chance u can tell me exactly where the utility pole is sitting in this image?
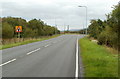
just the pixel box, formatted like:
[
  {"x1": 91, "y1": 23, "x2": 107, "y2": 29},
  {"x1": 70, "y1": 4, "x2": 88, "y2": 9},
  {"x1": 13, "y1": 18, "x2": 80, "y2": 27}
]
[
  {"x1": 67, "y1": 25, "x2": 69, "y2": 32},
  {"x1": 64, "y1": 23, "x2": 65, "y2": 34},
  {"x1": 55, "y1": 18, "x2": 57, "y2": 34}
]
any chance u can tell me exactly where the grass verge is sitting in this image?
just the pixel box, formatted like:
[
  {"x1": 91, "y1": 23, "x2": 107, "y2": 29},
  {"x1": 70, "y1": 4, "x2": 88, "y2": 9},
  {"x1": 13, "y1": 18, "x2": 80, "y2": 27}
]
[
  {"x1": 1, "y1": 34, "x2": 61, "y2": 50},
  {"x1": 79, "y1": 37, "x2": 118, "y2": 77}
]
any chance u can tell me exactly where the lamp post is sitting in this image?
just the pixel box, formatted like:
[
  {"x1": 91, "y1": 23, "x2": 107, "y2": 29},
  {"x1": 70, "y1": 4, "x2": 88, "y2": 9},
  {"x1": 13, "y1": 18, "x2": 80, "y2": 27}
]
[{"x1": 78, "y1": 6, "x2": 88, "y2": 35}]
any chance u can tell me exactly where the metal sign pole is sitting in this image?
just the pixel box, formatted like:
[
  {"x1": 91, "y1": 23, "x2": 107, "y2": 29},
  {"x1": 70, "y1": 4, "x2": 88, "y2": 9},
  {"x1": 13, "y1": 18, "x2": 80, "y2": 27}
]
[{"x1": 16, "y1": 26, "x2": 22, "y2": 42}]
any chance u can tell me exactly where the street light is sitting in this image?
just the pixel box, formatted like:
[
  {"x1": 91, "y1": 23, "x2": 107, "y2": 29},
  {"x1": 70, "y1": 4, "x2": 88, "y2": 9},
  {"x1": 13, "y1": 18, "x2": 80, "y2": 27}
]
[{"x1": 78, "y1": 6, "x2": 88, "y2": 35}]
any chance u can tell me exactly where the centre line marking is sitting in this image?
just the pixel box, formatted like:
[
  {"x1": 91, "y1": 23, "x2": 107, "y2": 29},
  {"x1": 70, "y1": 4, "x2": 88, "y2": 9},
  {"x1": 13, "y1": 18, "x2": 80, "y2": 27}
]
[
  {"x1": 27, "y1": 48, "x2": 41, "y2": 55},
  {"x1": 44, "y1": 44, "x2": 50, "y2": 47},
  {"x1": 0, "y1": 59, "x2": 16, "y2": 67},
  {"x1": 75, "y1": 37, "x2": 79, "y2": 79}
]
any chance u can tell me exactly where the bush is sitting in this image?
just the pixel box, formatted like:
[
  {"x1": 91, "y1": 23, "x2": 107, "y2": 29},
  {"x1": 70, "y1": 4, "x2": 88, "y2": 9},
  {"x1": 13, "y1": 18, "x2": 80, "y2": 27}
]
[{"x1": 2, "y1": 22, "x2": 14, "y2": 38}]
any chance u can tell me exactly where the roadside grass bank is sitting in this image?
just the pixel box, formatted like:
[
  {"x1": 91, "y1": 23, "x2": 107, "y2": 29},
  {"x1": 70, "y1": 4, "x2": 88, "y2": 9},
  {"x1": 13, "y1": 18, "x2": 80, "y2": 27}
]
[
  {"x1": 79, "y1": 37, "x2": 118, "y2": 77},
  {"x1": 1, "y1": 34, "x2": 61, "y2": 50}
]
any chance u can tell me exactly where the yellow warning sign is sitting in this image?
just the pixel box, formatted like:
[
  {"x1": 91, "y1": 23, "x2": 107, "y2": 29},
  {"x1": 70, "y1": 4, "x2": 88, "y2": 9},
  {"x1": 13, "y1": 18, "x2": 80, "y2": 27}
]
[{"x1": 15, "y1": 26, "x2": 22, "y2": 32}]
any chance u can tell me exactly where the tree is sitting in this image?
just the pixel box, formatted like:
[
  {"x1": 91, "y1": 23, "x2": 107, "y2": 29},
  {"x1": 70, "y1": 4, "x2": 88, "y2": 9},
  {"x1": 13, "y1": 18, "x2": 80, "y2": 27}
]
[
  {"x1": 88, "y1": 3, "x2": 120, "y2": 50},
  {"x1": 2, "y1": 22, "x2": 14, "y2": 38},
  {"x1": 2, "y1": 17, "x2": 60, "y2": 38},
  {"x1": 89, "y1": 19, "x2": 104, "y2": 39}
]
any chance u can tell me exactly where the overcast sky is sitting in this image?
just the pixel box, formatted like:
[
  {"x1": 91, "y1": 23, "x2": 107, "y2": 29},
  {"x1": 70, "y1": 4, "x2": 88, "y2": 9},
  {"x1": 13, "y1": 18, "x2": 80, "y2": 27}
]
[{"x1": 0, "y1": 0, "x2": 119, "y2": 31}]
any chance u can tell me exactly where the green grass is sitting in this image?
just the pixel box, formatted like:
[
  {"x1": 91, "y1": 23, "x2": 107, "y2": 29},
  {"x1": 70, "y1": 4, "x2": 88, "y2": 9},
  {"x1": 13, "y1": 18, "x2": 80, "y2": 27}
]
[
  {"x1": 79, "y1": 37, "x2": 118, "y2": 77},
  {"x1": 1, "y1": 34, "x2": 61, "y2": 50}
]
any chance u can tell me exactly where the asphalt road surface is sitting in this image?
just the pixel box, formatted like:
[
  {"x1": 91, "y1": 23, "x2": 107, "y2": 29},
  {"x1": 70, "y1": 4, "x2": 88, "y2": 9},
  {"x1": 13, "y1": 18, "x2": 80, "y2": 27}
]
[{"x1": 2, "y1": 35, "x2": 84, "y2": 77}]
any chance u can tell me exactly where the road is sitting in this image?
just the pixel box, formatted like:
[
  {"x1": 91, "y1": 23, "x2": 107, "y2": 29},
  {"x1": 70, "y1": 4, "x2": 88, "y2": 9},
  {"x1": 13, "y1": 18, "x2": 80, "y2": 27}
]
[{"x1": 1, "y1": 35, "x2": 84, "y2": 77}]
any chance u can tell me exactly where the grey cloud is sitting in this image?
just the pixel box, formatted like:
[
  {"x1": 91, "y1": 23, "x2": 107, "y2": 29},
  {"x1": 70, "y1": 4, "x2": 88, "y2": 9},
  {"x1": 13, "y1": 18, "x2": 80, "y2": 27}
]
[{"x1": 1, "y1": 0, "x2": 119, "y2": 30}]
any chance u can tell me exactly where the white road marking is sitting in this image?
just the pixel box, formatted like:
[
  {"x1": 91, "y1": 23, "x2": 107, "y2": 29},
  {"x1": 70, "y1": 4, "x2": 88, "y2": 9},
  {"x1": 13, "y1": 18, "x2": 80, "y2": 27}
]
[
  {"x1": 27, "y1": 48, "x2": 41, "y2": 55},
  {"x1": 75, "y1": 38, "x2": 79, "y2": 79},
  {"x1": 0, "y1": 59, "x2": 16, "y2": 67},
  {"x1": 44, "y1": 44, "x2": 51, "y2": 47}
]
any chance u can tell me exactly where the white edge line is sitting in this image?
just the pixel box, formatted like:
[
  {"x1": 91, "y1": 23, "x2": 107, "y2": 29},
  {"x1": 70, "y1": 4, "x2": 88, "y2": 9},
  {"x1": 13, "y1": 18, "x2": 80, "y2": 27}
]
[
  {"x1": 75, "y1": 37, "x2": 79, "y2": 79},
  {"x1": 0, "y1": 59, "x2": 16, "y2": 67},
  {"x1": 27, "y1": 48, "x2": 40, "y2": 55}
]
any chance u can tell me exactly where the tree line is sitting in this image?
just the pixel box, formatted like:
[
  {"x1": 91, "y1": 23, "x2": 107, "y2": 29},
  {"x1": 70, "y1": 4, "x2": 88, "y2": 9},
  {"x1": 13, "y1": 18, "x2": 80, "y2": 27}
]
[
  {"x1": 1, "y1": 17, "x2": 60, "y2": 38},
  {"x1": 88, "y1": 3, "x2": 120, "y2": 51}
]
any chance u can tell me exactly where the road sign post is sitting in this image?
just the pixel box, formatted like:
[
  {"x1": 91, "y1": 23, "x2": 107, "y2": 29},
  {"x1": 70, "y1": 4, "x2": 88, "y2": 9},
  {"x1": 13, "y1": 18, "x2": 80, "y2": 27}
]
[{"x1": 15, "y1": 26, "x2": 22, "y2": 42}]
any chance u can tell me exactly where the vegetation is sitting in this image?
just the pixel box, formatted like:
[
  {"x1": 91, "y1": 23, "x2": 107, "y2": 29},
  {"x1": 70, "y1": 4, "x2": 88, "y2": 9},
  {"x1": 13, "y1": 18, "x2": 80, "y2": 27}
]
[
  {"x1": 78, "y1": 28, "x2": 88, "y2": 34},
  {"x1": 88, "y1": 3, "x2": 120, "y2": 51},
  {"x1": 1, "y1": 34, "x2": 61, "y2": 49},
  {"x1": 0, "y1": 17, "x2": 60, "y2": 47},
  {"x1": 1, "y1": 17, "x2": 60, "y2": 39},
  {"x1": 79, "y1": 37, "x2": 118, "y2": 77}
]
